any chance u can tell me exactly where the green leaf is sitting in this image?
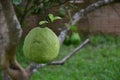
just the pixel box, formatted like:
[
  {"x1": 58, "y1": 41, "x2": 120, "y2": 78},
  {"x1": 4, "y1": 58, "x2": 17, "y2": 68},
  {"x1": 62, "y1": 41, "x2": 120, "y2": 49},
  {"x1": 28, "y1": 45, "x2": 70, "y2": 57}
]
[
  {"x1": 13, "y1": 0, "x2": 22, "y2": 5},
  {"x1": 39, "y1": 21, "x2": 48, "y2": 25},
  {"x1": 48, "y1": 14, "x2": 54, "y2": 22},
  {"x1": 54, "y1": 16, "x2": 62, "y2": 20},
  {"x1": 70, "y1": 25, "x2": 78, "y2": 32}
]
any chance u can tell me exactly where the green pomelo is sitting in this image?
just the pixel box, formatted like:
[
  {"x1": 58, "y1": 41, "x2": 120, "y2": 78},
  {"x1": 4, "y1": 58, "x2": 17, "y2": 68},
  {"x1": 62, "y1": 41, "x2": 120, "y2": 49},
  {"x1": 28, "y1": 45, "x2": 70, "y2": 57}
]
[
  {"x1": 71, "y1": 32, "x2": 81, "y2": 44},
  {"x1": 23, "y1": 27, "x2": 60, "y2": 63}
]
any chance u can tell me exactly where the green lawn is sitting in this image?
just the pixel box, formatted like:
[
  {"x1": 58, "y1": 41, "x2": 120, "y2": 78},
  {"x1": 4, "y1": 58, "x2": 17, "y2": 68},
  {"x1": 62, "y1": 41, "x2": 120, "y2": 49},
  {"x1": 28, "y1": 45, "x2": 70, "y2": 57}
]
[{"x1": 0, "y1": 35, "x2": 120, "y2": 80}]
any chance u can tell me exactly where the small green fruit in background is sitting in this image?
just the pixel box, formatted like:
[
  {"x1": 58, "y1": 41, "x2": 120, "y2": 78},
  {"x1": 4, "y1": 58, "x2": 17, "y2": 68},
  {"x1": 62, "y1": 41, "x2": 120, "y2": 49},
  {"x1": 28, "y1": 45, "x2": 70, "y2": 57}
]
[
  {"x1": 63, "y1": 36, "x2": 71, "y2": 46},
  {"x1": 58, "y1": 7, "x2": 66, "y2": 17},
  {"x1": 23, "y1": 27, "x2": 60, "y2": 63},
  {"x1": 70, "y1": 32, "x2": 81, "y2": 45}
]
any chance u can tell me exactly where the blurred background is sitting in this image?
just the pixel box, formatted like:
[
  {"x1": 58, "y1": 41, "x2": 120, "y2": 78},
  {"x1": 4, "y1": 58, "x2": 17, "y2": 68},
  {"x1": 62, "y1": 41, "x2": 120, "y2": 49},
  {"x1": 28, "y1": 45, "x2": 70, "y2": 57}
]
[{"x1": 0, "y1": 0, "x2": 120, "y2": 80}]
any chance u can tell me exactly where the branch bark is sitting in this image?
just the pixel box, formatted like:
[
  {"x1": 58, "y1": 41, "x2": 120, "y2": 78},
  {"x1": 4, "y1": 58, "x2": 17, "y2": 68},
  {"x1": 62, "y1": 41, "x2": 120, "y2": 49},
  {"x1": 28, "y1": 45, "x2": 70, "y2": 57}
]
[
  {"x1": 28, "y1": 38, "x2": 90, "y2": 74},
  {"x1": 49, "y1": 38, "x2": 90, "y2": 65},
  {"x1": 58, "y1": 0, "x2": 117, "y2": 44}
]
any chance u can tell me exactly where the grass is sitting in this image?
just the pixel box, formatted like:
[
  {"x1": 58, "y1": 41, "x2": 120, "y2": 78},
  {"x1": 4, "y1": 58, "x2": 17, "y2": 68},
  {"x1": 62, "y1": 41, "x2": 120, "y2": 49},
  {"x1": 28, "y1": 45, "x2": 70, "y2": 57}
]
[
  {"x1": 0, "y1": 34, "x2": 120, "y2": 80},
  {"x1": 0, "y1": 68, "x2": 1, "y2": 80}
]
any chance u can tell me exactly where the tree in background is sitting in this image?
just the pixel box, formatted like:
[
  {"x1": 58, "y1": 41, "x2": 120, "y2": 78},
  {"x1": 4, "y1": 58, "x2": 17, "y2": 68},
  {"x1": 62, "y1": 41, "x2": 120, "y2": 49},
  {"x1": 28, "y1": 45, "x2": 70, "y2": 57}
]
[{"x1": 0, "y1": 0, "x2": 119, "y2": 80}]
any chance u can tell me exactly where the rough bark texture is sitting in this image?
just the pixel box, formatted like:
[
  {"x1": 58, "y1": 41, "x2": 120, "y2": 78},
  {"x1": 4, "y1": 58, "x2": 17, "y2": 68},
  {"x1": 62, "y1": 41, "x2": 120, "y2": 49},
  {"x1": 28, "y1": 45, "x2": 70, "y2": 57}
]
[
  {"x1": 0, "y1": 3, "x2": 8, "y2": 61},
  {"x1": 0, "y1": 3, "x2": 11, "y2": 80},
  {"x1": 0, "y1": 0, "x2": 30, "y2": 80}
]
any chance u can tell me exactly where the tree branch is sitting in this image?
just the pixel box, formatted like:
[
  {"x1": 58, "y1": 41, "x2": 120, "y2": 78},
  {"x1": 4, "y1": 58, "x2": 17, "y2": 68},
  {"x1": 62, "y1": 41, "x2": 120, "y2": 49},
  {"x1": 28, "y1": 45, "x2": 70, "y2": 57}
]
[
  {"x1": 1, "y1": 0, "x2": 22, "y2": 56},
  {"x1": 58, "y1": 28, "x2": 68, "y2": 45},
  {"x1": 28, "y1": 38, "x2": 90, "y2": 74},
  {"x1": 49, "y1": 38, "x2": 90, "y2": 65},
  {"x1": 1, "y1": 0, "x2": 30, "y2": 80},
  {"x1": 70, "y1": 0, "x2": 116, "y2": 25},
  {"x1": 58, "y1": 0, "x2": 117, "y2": 44}
]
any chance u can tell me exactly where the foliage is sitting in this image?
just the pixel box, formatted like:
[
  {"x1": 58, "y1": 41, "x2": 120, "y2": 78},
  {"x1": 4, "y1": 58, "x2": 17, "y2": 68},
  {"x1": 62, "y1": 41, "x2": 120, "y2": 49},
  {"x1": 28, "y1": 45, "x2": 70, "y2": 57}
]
[
  {"x1": 0, "y1": 67, "x2": 1, "y2": 80},
  {"x1": 39, "y1": 13, "x2": 62, "y2": 26},
  {"x1": 58, "y1": 6, "x2": 67, "y2": 17},
  {"x1": 90, "y1": 34, "x2": 119, "y2": 46},
  {"x1": 39, "y1": 21, "x2": 49, "y2": 26},
  {"x1": 90, "y1": 35, "x2": 107, "y2": 46},
  {"x1": 13, "y1": 0, "x2": 65, "y2": 26},
  {"x1": 48, "y1": 14, "x2": 62, "y2": 22},
  {"x1": 70, "y1": 25, "x2": 78, "y2": 32},
  {"x1": 32, "y1": 0, "x2": 62, "y2": 14},
  {"x1": 13, "y1": 0, "x2": 22, "y2": 5}
]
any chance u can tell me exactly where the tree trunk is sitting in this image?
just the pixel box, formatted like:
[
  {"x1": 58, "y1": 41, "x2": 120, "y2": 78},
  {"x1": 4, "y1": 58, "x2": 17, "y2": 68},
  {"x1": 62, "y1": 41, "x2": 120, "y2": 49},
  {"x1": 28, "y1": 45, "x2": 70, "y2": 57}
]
[
  {"x1": 0, "y1": 0, "x2": 30, "y2": 80},
  {"x1": 2, "y1": 72, "x2": 11, "y2": 80},
  {"x1": 0, "y1": 3, "x2": 11, "y2": 80}
]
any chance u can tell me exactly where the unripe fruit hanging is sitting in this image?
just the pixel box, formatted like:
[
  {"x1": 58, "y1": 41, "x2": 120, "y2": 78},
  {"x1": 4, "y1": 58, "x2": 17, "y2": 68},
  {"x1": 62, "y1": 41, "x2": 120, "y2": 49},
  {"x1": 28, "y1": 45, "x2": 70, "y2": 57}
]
[{"x1": 23, "y1": 27, "x2": 60, "y2": 63}]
